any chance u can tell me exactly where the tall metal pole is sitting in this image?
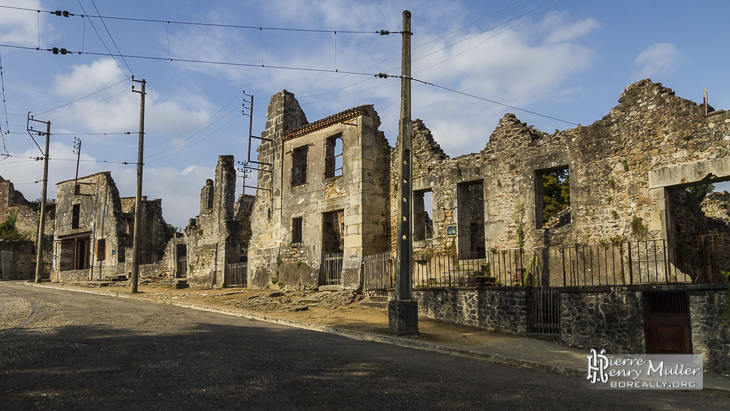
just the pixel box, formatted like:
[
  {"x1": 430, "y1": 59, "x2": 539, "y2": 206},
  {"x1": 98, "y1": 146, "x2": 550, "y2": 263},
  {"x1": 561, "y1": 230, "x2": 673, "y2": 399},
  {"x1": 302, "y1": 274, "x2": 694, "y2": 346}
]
[
  {"x1": 389, "y1": 10, "x2": 418, "y2": 335},
  {"x1": 34, "y1": 120, "x2": 51, "y2": 283},
  {"x1": 130, "y1": 78, "x2": 146, "y2": 293}
]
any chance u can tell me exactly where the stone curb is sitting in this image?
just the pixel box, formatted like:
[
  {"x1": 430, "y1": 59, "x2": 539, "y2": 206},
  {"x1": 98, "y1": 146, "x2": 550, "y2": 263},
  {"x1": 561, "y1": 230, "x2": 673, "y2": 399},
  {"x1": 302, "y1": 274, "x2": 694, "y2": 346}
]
[{"x1": 22, "y1": 282, "x2": 729, "y2": 396}]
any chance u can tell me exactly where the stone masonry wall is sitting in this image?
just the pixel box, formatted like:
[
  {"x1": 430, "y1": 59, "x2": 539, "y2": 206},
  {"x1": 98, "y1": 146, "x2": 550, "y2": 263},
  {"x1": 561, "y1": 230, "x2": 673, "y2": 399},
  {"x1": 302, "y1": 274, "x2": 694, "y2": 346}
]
[
  {"x1": 393, "y1": 80, "x2": 730, "y2": 278},
  {"x1": 560, "y1": 288, "x2": 645, "y2": 354},
  {"x1": 0, "y1": 240, "x2": 35, "y2": 280},
  {"x1": 414, "y1": 288, "x2": 529, "y2": 334},
  {"x1": 689, "y1": 288, "x2": 730, "y2": 375}
]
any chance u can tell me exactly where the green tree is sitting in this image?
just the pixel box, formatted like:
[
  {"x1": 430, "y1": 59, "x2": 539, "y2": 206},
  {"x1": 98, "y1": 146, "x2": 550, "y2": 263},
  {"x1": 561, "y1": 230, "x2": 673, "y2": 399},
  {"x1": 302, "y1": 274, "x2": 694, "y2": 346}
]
[
  {"x1": 0, "y1": 211, "x2": 22, "y2": 240},
  {"x1": 686, "y1": 183, "x2": 715, "y2": 203},
  {"x1": 543, "y1": 169, "x2": 570, "y2": 222}
]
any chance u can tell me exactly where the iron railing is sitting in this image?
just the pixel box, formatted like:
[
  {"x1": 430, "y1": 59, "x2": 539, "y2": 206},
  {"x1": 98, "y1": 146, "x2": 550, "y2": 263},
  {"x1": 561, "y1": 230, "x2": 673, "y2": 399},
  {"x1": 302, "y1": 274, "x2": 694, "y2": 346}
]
[
  {"x1": 360, "y1": 235, "x2": 730, "y2": 292},
  {"x1": 225, "y1": 262, "x2": 247, "y2": 287}
]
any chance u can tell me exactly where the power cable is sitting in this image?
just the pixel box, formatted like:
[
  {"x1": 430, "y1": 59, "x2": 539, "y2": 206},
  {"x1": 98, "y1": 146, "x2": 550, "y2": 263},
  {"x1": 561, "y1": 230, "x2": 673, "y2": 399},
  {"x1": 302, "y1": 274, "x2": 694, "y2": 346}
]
[
  {"x1": 0, "y1": 5, "x2": 394, "y2": 34},
  {"x1": 0, "y1": 49, "x2": 10, "y2": 153},
  {"x1": 34, "y1": 78, "x2": 128, "y2": 116},
  {"x1": 50, "y1": 87, "x2": 129, "y2": 122},
  {"x1": 146, "y1": 104, "x2": 242, "y2": 160},
  {"x1": 409, "y1": 77, "x2": 577, "y2": 126},
  {"x1": 146, "y1": 90, "x2": 242, "y2": 148},
  {"x1": 89, "y1": 0, "x2": 134, "y2": 77},
  {"x1": 74, "y1": 0, "x2": 131, "y2": 81}
]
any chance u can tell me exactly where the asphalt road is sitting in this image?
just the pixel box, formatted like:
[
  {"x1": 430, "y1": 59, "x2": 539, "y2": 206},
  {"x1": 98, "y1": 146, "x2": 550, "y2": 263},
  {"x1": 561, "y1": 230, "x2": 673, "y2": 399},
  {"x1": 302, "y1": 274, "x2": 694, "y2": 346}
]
[{"x1": 0, "y1": 281, "x2": 726, "y2": 410}]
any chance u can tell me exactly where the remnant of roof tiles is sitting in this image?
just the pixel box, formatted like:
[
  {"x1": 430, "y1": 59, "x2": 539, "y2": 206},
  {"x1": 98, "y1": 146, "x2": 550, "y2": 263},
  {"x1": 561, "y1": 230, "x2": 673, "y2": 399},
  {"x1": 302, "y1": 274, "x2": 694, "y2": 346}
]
[{"x1": 283, "y1": 105, "x2": 374, "y2": 141}]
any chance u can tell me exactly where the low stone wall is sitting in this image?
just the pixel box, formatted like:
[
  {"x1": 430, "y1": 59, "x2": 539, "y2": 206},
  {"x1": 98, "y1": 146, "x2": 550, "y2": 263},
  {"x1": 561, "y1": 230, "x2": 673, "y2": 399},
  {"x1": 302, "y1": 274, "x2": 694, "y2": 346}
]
[
  {"x1": 52, "y1": 269, "x2": 91, "y2": 283},
  {"x1": 689, "y1": 287, "x2": 730, "y2": 375},
  {"x1": 412, "y1": 284, "x2": 730, "y2": 374},
  {"x1": 560, "y1": 287, "x2": 645, "y2": 354},
  {"x1": 0, "y1": 240, "x2": 36, "y2": 280},
  {"x1": 414, "y1": 287, "x2": 528, "y2": 334}
]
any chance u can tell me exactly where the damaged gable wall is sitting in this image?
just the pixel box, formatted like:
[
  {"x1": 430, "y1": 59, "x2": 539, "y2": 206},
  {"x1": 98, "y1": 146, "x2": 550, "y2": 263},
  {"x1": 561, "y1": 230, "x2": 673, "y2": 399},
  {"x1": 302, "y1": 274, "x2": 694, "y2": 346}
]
[
  {"x1": 248, "y1": 91, "x2": 390, "y2": 289},
  {"x1": 179, "y1": 155, "x2": 240, "y2": 287},
  {"x1": 52, "y1": 172, "x2": 169, "y2": 282}
]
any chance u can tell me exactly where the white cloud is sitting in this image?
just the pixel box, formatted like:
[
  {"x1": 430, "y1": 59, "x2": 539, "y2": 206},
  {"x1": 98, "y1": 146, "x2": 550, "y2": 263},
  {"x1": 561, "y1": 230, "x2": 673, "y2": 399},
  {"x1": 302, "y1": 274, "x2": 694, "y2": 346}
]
[
  {"x1": 633, "y1": 43, "x2": 683, "y2": 79},
  {"x1": 48, "y1": 58, "x2": 211, "y2": 136},
  {"x1": 0, "y1": 0, "x2": 43, "y2": 46},
  {"x1": 53, "y1": 59, "x2": 125, "y2": 96}
]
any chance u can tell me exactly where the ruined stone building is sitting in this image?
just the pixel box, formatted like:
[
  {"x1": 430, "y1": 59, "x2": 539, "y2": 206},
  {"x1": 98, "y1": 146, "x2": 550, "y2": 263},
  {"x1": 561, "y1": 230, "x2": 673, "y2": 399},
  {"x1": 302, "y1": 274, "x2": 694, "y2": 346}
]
[
  {"x1": 399, "y1": 79, "x2": 730, "y2": 285},
  {"x1": 245, "y1": 80, "x2": 730, "y2": 289},
  {"x1": 51, "y1": 172, "x2": 168, "y2": 282},
  {"x1": 248, "y1": 91, "x2": 391, "y2": 289},
  {"x1": 163, "y1": 155, "x2": 254, "y2": 287},
  {"x1": 0, "y1": 176, "x2": 55, "y2": 279}
]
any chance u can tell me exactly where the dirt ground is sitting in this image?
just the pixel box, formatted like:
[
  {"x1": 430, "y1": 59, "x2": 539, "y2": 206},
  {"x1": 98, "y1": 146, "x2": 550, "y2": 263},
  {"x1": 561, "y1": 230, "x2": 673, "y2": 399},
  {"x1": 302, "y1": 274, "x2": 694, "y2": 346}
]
[{"x1": 46, "y1": 279, "x2": 517, "y2": 349}]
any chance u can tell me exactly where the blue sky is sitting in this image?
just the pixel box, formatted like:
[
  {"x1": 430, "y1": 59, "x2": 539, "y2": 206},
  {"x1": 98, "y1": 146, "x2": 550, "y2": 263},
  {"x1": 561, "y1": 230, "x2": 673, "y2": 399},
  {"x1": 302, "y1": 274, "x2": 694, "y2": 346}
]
[{"x1": 1, "y1": 0, "x2": 729, "y2": 227}]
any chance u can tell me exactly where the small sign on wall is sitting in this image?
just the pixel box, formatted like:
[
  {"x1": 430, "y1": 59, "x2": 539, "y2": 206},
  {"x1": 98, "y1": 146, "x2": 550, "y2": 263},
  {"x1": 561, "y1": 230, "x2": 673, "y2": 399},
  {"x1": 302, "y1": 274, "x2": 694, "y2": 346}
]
[
  {"x1": 111, "y1": 250, "x2": 116, "y2": 255},
  {"x1": 446, "y1": 226, "x2": 457, "y2": 236}
]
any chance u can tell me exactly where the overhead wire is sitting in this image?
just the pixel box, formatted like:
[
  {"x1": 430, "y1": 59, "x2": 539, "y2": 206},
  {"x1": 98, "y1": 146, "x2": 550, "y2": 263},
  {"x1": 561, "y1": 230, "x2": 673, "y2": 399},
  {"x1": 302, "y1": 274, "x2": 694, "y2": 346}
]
[
  {"x1": 34, "y1": 78, "x2": 128, "y2": 116},
  {"x1": 50, "y1": 87, "x2": 130, "y2": 122},
  {"x1": 74, "y1": 0, "x2": 131, "y2": 81},
  {"x1": 0, "y1": 49, "x2": 10, "y2": 153},
  {"x1": 146, "y1": 90, "x2": 242, "y2": 148},
  {"x1": 89, "y1": 0, "x2": 134, "y2": 77},
  {"x1": 0, "y1": 5, "x2": 393, "y2": 34}
]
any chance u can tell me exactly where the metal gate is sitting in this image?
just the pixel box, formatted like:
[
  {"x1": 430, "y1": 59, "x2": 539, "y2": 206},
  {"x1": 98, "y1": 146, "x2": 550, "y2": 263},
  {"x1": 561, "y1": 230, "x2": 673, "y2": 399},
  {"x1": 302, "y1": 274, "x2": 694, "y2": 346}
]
[
  {"x1": 528, "y1": 287, "x2": 561, "y2": 334},
  {"x1": 643, "y1": 291, "x2": 691, "y2": 354},
  {"x1": 322, "y1": 252, "x2": 343, "y2": 286}
]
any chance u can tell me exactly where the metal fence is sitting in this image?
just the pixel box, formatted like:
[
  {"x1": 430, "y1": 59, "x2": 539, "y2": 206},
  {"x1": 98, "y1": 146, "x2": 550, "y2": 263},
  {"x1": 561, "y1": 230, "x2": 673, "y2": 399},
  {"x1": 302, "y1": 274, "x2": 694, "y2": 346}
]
[
  {"x1": 225, "y1": 262, "x2": 247, "y2": 287},
  {"x1": 412, "y1": 250, "x2": 542, "y2": 288},
  {"x1": 360, "y1": 235, "x2": 730, "y2": 292},
  {"x1": 322, "y1": 252, "x2": 343, "y2": 286},
  {"x1": 558, "y1": 236, "x2": 730, "y2": 286}
]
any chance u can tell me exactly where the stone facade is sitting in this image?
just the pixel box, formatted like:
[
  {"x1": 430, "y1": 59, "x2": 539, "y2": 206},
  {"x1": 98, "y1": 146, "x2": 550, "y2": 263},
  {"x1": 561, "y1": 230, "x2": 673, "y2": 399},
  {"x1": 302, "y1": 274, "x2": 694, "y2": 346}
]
[
  {"x1": 168, "y1": 156, "x2": 252, "y2": 287},
  {"x1": 689, "y1": 287, "x2": 730, "y2": 375},
  {"x1": 415, "y1": 287, "x2": 528, "y2": 334},
  {"x1": 560, "y1": 287, "x2": 645, "y2": 354},
  {"x1": 0, "y1": 176, "x2": 55, "y2": 278},
  {"x1": 51, "y1": 172, "x2": 167, "y2": 282},
  {"x1": 248, "y1": 91, "x2": 391, "y2": 289},
  {"x1": 400, "y1": 80, "x2": 730, "y2": 284},
  {"x1": 0, "y1": 240, "x2": 35, "y2": 280}
]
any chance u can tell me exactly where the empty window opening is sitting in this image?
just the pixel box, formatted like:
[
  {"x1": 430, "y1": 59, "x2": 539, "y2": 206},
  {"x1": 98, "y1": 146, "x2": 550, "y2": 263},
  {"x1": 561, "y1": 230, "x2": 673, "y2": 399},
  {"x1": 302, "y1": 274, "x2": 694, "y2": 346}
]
[
  {"x1": 72, "y1": 204, "x2": 80, "y2": 229},
  {"x1": 292, "y1": 216, "x2": 303, "y2": 243},
  {"x1": 457, "y1": 181, "x2": 485, "y2": 256},
  {"x1": 414, "y1": 190, "x2": 434, "y2": 241},
  {"x1": 536, "y1": 167, "x2": 571, "y2": 229},
  {"x1": 97, "y1": 239, "x2": 106, "y2": 261},
  {"x1": 292, "y1": 146, "x2": 308, "y2": 186},
  {"x1": 325, "y1": 134, "x2": 343, "y2": 178}
]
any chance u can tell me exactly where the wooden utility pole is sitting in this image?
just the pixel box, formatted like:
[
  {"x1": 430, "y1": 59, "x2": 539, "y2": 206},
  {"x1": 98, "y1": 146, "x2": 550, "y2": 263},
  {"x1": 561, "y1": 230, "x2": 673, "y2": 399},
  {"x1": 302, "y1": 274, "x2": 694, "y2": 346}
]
[
  {"x1": 130, "y1": 77, "x2": 146, "y2": 293},
  {"x1": 389, "y1": 10, "x2": 418, "y2": 335},
  {"x1": 28, "y1": 116, "x2": 51, "y2": 284}
]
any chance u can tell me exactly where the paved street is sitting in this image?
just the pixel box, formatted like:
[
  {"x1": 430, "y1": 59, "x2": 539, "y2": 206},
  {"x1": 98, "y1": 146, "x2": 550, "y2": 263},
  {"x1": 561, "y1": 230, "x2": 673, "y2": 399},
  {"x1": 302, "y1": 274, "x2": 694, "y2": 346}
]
[{"x1": 0, "y1": 281, "x2": 726, "y2": 410}]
